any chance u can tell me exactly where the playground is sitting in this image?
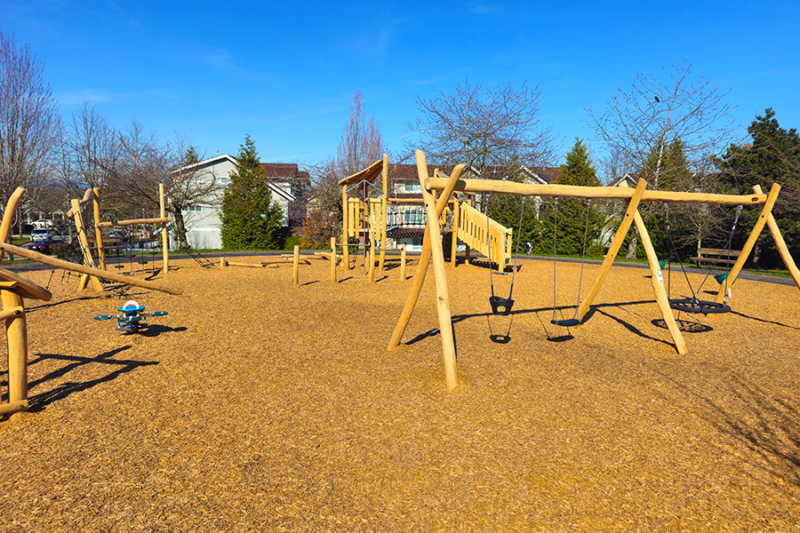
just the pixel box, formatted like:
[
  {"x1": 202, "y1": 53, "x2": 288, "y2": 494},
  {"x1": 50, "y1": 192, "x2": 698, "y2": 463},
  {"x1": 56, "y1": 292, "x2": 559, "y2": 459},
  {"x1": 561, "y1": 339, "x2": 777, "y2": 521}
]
[{"x1": 1, "y1": 256, "x2": 799, "y2": 531}]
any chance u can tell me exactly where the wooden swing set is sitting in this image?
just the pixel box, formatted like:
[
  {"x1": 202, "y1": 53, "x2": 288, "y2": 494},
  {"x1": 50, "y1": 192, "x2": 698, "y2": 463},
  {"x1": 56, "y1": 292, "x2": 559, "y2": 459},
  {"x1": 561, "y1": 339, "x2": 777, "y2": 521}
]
[
  {"x1": 390, "y1": 150, "x2": 800, "y2": 392},
  {"x1": 0, "y1": 187, "x2": 183, "y2": 417}
]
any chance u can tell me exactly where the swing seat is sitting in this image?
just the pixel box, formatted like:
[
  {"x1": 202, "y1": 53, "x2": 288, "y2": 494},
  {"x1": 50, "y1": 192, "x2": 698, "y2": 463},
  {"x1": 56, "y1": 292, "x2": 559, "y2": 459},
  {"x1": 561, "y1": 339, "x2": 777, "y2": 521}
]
[
  {"x1": 489, "y1": 296, "x2": 514, "y2": 316},
  {"x1": 669, "y1": 298, "x2": 730, "y2": 315},
  {"x1": 551, "y1": 318, "x2": 580, "y2": 328},
  {"x1": 489, "y1": 334, "x2": 511, "y2": 344}
]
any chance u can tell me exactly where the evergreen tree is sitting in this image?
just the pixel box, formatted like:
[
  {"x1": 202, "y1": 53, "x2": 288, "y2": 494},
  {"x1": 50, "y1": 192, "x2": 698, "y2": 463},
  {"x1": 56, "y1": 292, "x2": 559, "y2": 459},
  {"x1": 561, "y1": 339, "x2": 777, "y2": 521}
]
[
  {"x1": 221, "y1": 135, "x2": 284, "y2": 250},
  {"x1": 717, "y1": 109, "x2": 800, "y2": 268},
  {"x1": 537, "y1": 139, "x2": 602, "y2": 256}
]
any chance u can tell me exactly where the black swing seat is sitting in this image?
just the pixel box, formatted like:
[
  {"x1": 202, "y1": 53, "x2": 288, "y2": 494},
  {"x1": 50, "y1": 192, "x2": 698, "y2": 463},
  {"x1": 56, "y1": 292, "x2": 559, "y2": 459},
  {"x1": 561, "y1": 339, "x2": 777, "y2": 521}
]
[
  {"x1": 551, "y1": 318, "x2": 580, "y2": 327},
  {"x1": 669, "y1": 298, "x2": 730, "y2": 315},
  {"x1": 489, "y1": 296, "x2": 514, "y2": 316}
]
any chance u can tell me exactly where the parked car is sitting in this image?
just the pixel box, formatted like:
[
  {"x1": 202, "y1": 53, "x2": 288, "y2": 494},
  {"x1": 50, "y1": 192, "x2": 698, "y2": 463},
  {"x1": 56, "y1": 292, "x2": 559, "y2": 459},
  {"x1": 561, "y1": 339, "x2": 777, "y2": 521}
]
[
  {"x1": 30, "y1": 228, "x2": 53, "y2": 241},
  {"x1": 28, "y1": 237, "x2": 79, "y2": 256},
  {"x1": 107, "y1": 229, "x2": 129, "y2": 242}
]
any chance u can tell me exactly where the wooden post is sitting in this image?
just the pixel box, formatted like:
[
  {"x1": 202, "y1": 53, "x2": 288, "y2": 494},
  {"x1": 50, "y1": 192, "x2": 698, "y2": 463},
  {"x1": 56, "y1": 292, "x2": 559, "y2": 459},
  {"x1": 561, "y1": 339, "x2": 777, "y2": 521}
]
[
  {"x1": 387, "y1": 164, "x2": 464, "y2": 351},
  {"x1": 715, "y1": 183, "x2": 781, "y2": 303},
  {"x1": 416, "y1": 151, "x2": 458, "y2": 391},
  {"x1": 368, "y1": 242, "x2": 375, "y2": 283},
  {"x1": 71, "y1": 199, "x2": 104, "y2": 292},
  {"x1": 451, "y1": 199, "x2": 460, "y2": 268},
  {"x1": 576, "y1": 179, "x2": 648, "y2": 322},
  {"x1": 330, "y1": 237, "x2": 337, "y2": 284},
  {"x1": 219, "y1": 257, "x2": 227, "y2": 268},
  {"x1": 160, "y1": 183, "x2": 169, "y2": 274},
  {"x1": 400, "y1": 245, "x2": 407, "y2": 281},
  {"x1": 622, "y1": 193, "x2": 688, "y2": 354},
  {"x1": 92, "y1": 188, "x2": 106, "y2": 270},
  {"x1": 342, "y1": 186, "x2": 350, "y2": 271},
  {"x1": 3, "y1": 290, "x2": 27, "y2": 408},
  {"x1": 293, "y1": 245, "x2": 300, "y2": 286},
  {"x1": 753, "y1": 185, "x2": 800, "y2": 291},
  {"x1": 379, "y1": 153, "x2": 388, "y2": 271}
]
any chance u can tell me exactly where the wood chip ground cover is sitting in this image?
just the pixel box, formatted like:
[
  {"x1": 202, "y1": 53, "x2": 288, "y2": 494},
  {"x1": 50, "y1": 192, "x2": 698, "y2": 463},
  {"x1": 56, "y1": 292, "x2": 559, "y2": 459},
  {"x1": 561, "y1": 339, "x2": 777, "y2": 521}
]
[{"x1": 1, "y1": 257, "x2": 799, "y2": 531}]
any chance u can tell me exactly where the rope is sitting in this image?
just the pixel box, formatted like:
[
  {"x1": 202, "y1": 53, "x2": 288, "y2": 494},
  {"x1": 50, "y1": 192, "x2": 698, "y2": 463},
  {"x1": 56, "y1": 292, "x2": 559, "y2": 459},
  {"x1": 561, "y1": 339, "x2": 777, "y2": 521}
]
[{"x1": 664, "y1": 203, "x2": 742, "y2": 304}]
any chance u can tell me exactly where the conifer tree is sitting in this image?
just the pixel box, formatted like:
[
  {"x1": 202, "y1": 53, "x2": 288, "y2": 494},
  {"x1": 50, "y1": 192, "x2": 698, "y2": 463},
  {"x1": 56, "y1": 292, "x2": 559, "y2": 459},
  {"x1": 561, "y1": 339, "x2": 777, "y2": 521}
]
[
  {"x1": 537, "y1": 139, "x2": 602, "y2": 256},
  {"x1": 717, "y1": 109, "x2": 800, "y2": 268},
  {"x1": 221, "y1": 135, "x2": 284, "y2": 249}
]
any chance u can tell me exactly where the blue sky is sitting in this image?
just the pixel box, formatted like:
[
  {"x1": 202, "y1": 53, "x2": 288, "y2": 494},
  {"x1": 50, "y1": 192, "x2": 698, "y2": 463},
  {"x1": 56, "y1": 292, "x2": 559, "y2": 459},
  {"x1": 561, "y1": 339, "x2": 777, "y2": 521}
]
[{"x1": 1, "y1": 1, "x2": 798, "y2": 169}]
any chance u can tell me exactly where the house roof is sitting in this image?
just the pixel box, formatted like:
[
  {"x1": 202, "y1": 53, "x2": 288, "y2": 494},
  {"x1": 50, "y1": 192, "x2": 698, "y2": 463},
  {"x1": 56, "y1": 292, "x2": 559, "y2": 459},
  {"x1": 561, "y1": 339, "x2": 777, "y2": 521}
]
[
  {"x1": 261, "y1": 163, "x2": 302, "y2": 180},
  {"x1": 607, "y1": 173, "x2": 639, "y2": 188}
]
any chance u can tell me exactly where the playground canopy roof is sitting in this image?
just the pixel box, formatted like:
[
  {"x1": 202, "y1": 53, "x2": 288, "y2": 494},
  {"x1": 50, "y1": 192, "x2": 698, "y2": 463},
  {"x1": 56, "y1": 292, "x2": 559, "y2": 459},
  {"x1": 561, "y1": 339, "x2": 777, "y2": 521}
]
[{"x1": 337, "y1": 158, "x2": 384, "y2": 187}]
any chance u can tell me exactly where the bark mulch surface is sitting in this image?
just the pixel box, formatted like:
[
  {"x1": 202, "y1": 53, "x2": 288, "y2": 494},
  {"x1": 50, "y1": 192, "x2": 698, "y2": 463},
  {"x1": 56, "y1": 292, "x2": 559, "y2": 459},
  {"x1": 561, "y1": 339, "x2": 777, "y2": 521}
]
[{"x1": 2, "y1": 257, "x2": 800, "y2": 531}]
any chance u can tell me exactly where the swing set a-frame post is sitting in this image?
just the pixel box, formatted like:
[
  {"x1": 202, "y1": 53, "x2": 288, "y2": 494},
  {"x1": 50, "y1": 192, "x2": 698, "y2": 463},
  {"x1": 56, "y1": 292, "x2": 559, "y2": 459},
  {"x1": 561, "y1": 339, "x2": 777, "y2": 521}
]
[{"x1": 386, "y1": 154, "x2": 464, "y2": 353}]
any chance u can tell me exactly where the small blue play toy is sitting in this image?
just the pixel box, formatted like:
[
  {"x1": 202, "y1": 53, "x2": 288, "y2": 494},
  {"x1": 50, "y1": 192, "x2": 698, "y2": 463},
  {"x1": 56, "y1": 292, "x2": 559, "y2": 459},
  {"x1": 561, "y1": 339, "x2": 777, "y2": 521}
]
[{"x1": 94, "y1": 300, "x2": 168, "y2": 333}]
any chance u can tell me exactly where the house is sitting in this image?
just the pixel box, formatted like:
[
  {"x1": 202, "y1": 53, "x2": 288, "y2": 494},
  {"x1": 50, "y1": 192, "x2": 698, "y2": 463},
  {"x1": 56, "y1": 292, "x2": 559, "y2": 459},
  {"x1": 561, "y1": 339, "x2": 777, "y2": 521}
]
[{"x1": 177, "y1": 154, "x2": 299, "y2": 250}]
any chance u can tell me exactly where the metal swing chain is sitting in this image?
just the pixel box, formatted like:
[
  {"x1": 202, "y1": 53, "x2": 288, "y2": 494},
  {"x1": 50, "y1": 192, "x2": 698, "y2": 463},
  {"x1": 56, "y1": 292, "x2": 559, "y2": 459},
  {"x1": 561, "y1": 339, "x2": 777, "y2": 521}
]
[
  {"x1": 720, "y1": 205, "x2": 743, "y2": 304},
  {"x1": 484, "y1": 194, "x2": 496, "y2": 299},
  {"x1": 664, "y1": 202, "x2": 697, "y2": 300},
  {"x1": 552, "y1": 198, "x2": 559, "y2": 321},
  {"x1": 571, "y1": 199, "x2": 593, "y2": 320},
  {"x1": 507, "y1": 196, "x2": 525, "y2": 301}
]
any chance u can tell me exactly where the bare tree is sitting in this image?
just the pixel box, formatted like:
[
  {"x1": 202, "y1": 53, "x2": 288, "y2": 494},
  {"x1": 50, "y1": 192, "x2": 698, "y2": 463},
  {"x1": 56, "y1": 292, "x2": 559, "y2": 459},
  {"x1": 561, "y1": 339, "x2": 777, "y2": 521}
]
[
  {"x1": 335, "y1": 90, "x2": 387, "y2": 179},
  {"x1": 163, "y1": 137, "x2": 223, "y2": 249},
  {"x1": 302, "y1": 91, "x2": 386, "y2": 247},
  {"x1": 406, "y1": 79, "x2": 560, "y2": 177},
  {"x1": 586, "y1": 59, "x2": 739, "y2": 190},
  {"x1": 0, "y1": 31, "x2": 61, "y2": 233}
]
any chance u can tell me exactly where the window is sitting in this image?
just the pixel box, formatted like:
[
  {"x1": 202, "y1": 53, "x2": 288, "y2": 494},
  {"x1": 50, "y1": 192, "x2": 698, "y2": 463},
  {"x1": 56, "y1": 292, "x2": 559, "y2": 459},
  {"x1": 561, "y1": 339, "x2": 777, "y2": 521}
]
[
  {"x1": 404, "y1": 183, "x2": 421, "y2": 193},
  {"x1": 221, "y1": 177, "x2": 229, "y2": 185}
]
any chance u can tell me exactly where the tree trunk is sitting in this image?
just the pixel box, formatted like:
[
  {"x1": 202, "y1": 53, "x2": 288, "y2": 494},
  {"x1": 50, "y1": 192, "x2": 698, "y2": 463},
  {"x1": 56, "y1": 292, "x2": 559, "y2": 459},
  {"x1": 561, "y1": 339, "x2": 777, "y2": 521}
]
[
  {"x1": 171, "y1": 207, "x2": 189, "y2": 249},
  {"x1": 626, "y1": 227, "x2": 638, "y2": 259}
]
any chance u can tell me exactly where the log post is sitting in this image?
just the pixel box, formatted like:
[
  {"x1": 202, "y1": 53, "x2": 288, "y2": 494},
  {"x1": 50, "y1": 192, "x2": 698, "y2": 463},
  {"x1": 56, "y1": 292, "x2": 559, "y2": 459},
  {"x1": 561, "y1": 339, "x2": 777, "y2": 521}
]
[
  {"x1": 400, "y1": 245, "x2": 407, "y2": 281},
  {"x1": 451, "y1": 199, "x2": 460, "y2": 268},
  {"x1": 71, "y1": 199, "x2": 104, "y2": 292},
  {"x1": 342, "y1": 186, "x2": 350, "y2": 271},
  {"x1": 387, "y1": 164, "x2": 463, "y2": 351},
  {"x1": 160, "y1": 183, "x2": 169, "y2": 275},
  {"x1": 93, "y1": 188, "x2": 106, "y2": 270},
  {"x1": 753, "y1": 185, "x2": 800, "y2": 291},
  {"x1": 2, "y1": 289, "x2": 28, "y2": 410},
  {"x1": 415, "y1": 151, "x2": 458, "y2": 391},
  {"x1": 330, "y1": 237, "x2": 337, "y2": 284},
  {"x1": 379, "y1": 153, "x2": 388, "y2": 271},
  {"x1": 293, "y1": 245, "x2": 300, "y2": 286},
  {"x1": 715, "y1": 183, "x2": 781, "y2": 303},
  {"x1": 576, "y1": 179, "x2": 648, "y2": 322}
]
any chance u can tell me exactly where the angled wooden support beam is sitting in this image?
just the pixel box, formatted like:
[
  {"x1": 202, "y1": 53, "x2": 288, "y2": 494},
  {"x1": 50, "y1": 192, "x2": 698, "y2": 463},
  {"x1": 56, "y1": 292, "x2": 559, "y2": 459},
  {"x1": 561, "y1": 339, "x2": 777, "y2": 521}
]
[
  {"x1": 715, "y1": 183, "x2": 781, "y2": 303},
  {"x1": 752, "y1": 185, "x2": 800, "y2": 291},
  {"x1": 577, "y1": 178, "x2": 648, "y2": 322},
  {"x1": 0, "y1": 187, "x2": 26, "y2": 265},
  {"x1": 415, "y1": 151, "x2": 458, "y2": 391},
  {"x1": 387, "y1": 160, "x2": 464, "y2": 352},
  {"x1": 0, "y1": 242, "x2": 183, "y2": 295}
]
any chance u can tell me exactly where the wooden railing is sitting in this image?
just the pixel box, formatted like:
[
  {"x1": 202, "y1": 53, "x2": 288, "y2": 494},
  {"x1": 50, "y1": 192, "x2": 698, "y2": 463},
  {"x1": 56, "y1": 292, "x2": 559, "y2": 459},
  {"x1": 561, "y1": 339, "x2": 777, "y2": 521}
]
[{"x1": 455, "y1": 201, "x2": 512, "y2": 267}]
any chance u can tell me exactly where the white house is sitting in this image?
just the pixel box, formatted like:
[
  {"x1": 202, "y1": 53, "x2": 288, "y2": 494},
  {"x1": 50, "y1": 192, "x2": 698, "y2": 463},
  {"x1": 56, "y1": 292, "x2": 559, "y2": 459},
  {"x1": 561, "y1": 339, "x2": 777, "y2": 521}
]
[{"x1": 178, "y1": 154, "x2": 297, "y2": 250}]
